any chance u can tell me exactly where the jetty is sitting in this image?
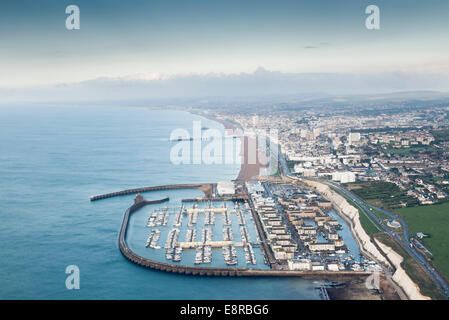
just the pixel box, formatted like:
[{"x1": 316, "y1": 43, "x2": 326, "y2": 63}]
[{"x1": 90, "y1": 183, "x2": 212, "y2": 201}]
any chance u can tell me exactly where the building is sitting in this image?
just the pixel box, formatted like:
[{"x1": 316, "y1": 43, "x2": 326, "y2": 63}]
[
  {"x1": 308, "y1": 242, "x2": 335, "y2": 252},
  {"x1": 288, "y1": 259, "x2": 312, "y2": 271},
  {"x1": 349, "y1": 132, "x2": 361, "y2": 144},
  {"x1": 327, "y1": 263, "x2": 339, "y2": 271},
  {"x1": 332, "y1": 171, "x2": 356, "y2": 183},
  {"x1": 216, "y1": 181, "x2": 235, "y2": 196},
  {"x1": 311, "y1": 262, "x2": 325, "y2": 271}
]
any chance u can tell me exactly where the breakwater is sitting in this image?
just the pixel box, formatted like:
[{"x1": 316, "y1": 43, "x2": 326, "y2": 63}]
[
  {"x1": 181, "y1": 195, "x2": 247, "y2": 202},
  {"x1": 90, "y1": 183, "x2": 210, "y2": 201},
  {"x1": 118, "y1": 194, "x2": 372, "y2": 281}
]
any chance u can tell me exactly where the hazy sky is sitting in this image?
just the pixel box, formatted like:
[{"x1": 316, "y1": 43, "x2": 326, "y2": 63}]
[{"x1": 1, "y1": 0, "x2": 449, "y2": 87}]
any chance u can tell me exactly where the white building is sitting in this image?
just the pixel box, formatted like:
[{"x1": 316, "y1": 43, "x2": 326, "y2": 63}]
[
  {"x1": 216, "y1": 181, "x2": 235, "y2": 196},
  {"x1": 349, "y1": 132, "x2": 361, "y2": 144},
  {"x1": 287, "y1": 259, "x2": 312, "y2": 271},
  {"x1": 327, "y1": 263, "x2": 339, "y2": 272},
  {"x1": 332, "y1": 171, "x2": 356, "y2": 183},
  {"x1": 311, "y1": 263, "x2": 325, "y2": 271}
]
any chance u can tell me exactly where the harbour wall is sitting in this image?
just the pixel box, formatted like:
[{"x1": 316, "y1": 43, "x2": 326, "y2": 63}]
[{"x1": 90, "y1": 183, "x2": 209, "y2": 201}]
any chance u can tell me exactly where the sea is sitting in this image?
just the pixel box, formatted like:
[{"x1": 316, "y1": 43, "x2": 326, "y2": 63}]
[{"x1": 0, "y1": 105, "x2": 332, "y2": 299}]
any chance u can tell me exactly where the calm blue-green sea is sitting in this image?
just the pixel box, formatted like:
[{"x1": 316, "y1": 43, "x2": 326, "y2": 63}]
[{"x1": 0, "y1": 105, "x2": 323, "y2": 299}]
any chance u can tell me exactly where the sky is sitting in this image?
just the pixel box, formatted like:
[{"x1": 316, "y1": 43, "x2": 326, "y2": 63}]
[{"x1": 0, "y1": 0, "x2": 449, "y2": 88}]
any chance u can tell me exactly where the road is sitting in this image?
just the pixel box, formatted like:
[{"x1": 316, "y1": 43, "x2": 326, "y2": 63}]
[
  {"x1": 276, "y1": 150, "x2": 448, "y2": 298},
  {"x1": 274, "y1": 139, "x2": 449, "y2": 298},
  {"x1": 326, "y1": 180, "x2": 449, "y2": 299}
]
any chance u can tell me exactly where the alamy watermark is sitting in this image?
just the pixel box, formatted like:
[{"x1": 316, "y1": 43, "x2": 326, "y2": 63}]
[
  {"x1": 65, "y1": 265, "x2": 80, "y2": 290},
  {"x1": 66, "y1": 5, "x2": 80, "y2": 30},
  {"x1": 64, "y1": 5, "x2": 380, "y2": 31},
  {"x1": 365, "y1": 5, "x2": 380, "y2": 30}
]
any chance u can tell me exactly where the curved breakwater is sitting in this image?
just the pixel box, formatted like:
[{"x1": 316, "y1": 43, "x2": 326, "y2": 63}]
[{"x1": 90, "y1": 184, "x2": 209, "y2": 201}]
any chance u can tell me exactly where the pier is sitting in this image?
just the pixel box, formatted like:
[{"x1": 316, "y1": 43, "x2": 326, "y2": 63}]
[{"x1": 90, "y1": 183, "x2": 212, "y2": 201}]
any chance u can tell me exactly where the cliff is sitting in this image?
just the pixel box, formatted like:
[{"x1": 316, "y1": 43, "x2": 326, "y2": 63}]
[{"x1": 304, "y1": 179, "x2": 429, "y2": 300}]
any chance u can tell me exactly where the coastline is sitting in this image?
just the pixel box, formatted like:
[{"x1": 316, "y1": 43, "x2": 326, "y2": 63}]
[
  {"x1": 177, "y1": 109, "x2": 393, "y2": 299},
  {"x1": 186, "y1": 109, "x2": 264, "y2": 182},
  {"x1": 303, "y1": 179, "x2": 429, "y2": 300},
  {"x1": 145, "y1": 107, "x2": 397, "y2": 299}
]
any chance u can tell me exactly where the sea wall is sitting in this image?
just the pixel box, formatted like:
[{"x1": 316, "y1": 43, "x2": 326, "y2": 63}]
[
  {"x1": 90, "y1": 183, "x2": 210, "y2": 201},
  {"x1": 304, "y1": 179, "x2": 429, "y2": 300}
]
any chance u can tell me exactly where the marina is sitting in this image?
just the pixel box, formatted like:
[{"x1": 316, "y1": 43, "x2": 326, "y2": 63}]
[
  {"x1": 236, "y1": 209, "x2": 246, "y2": 225},
  {"x1": 201, "y1": 227, "x2": 213, "y2": 243},
  {"x1": 240, "y1": 226, "x2": 251, "y2": 243},
  {"x1": 116, "y1": 185, "x2": 377, "y2": 296},
  {"x1": 185, "y1": 229, "x2": 197, "y2": 242},
  {"x1": 137, "y1": 182, "x2": 367, "y2": 272},
  {"x1": 173, "y1": 246, "x2": 183, "y2": 262},
  {"x1": 147, "y1": 208, "x2": 170, "y2": 227},
  {"x1": 187, "y1": 211, "x2": 198, "y2": 227},
  {"x1": 138, "y1": 195, "x2": 270, "y2": 269},
  {"x1": 195, "y1": 245, "x2": 212, "y2": 264},
  {"x1": 173, "y1": 205, "x2": 184, "y2": 227},
  {"x1": 165, "y1": 228, "x2": 180, "y2": 249},
  {"x1": 244, "y1": 244, "x2": 257, "y2": 265},
  {"x1": 222, "y1": 245, "x2": 238, "y2": 265},
  {"x1": 223, "y1": 227, "x2": 233, "y2": 241},
  {"x1": 223, "y1": 210, "x2": 232, "y2": 226},
  {"x1": 204, "y1": 211, "x2": 215, "y2": 225},
  {"x1": 145, "y1": 229, "x2": 161, "y2": 249}
]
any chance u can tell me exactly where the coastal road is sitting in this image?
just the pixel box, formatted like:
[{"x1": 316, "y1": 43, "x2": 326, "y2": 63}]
[{"x1": 325, "y1": 181, "x2": 449, "y2": 299}]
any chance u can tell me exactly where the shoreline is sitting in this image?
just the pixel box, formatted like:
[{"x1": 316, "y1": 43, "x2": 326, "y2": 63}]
[
  {"x1": 187, "y1": 109, "x2": 264, "y2": 182},
  {"x1": 171, "y1": 108, "x2": 387, "y2": 299},
  {"x1": 142, "y1": 107, "x2": 391, "y2": 299}
]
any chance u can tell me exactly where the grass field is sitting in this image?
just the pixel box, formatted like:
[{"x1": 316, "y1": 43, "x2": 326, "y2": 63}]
[
  {"x1": 395, "y1": 202, "x2": 449, "y2": 284},
  {"x1": 381, "y1": 146, "x2": 435, "y2": 155},
  {"x1": 431, "y1": 129, "x2": 449, "y2": 143},
  {"x1": 346, "y1": 181, "x2": 419, "y2": 209}
]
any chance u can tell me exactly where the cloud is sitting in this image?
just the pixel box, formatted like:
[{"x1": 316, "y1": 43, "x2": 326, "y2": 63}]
[{"x1": 1, "y1": 68, "x2": 449, "y2": 103}]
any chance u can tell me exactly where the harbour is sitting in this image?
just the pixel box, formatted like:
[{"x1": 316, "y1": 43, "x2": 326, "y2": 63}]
[{"x1": 122, "y1": 178, "x2": 383, "y2": 278}]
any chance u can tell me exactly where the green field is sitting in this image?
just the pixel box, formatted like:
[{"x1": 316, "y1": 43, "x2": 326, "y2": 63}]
[
  {"x1": 396, "y1": 202, "x2": 449, "y2": 284},
  {"x1": 431, "y1": 129, "x2": 449, "y2": 143},
  {"x1": 381, "y1": 146, "x2": 434, "y2": 154},
  {"x1": 346, "y1": 181, "x2": 419, "y2": 209}
]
